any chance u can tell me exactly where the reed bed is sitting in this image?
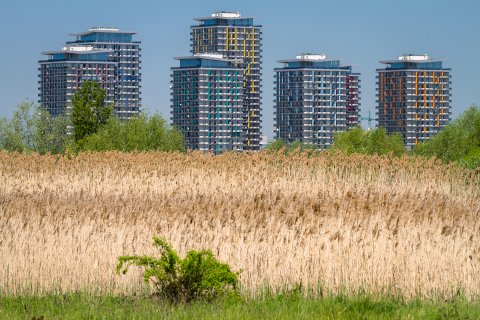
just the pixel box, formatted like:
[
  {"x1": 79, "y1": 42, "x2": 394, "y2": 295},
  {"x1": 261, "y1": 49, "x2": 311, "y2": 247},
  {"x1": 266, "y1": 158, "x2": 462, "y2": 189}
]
[{"x1": 0, "y1": 151, "x2": 479, "y2": 299}]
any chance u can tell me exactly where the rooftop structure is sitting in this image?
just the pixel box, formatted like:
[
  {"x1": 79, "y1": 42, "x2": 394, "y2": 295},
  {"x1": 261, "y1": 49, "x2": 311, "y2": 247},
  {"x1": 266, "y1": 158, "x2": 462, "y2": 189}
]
[
  {"x1": 295, "y1": 54, "x2": 327, "y2": 60},
  {"x1": 211, "y1": 12, "x2": 242, "y2": 18},
  {"x1": 193, "y1": 11, "x2": 255, "y2": 26},
  {"x1": 41, "y1": 45, "x2": 113, "y2": 61},
  {"x1": 398, "y1": 54, "x2": 429, "y2": 61},
  {"x1": 70, "y1": 27, "x2": 137, "y2": 38},
  {"x1": 174, "y1": 54, "x2": 242, "y2": 68},
  {"x1": 379, "y1": 54, "x2": 446, "y2": 70},
  {"x1": 278, "y1": 53, "x2": 344, "y2": 69}
]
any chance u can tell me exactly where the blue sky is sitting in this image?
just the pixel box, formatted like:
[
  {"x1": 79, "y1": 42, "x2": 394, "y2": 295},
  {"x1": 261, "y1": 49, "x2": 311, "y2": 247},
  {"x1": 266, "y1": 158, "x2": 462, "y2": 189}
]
[{"x1": 1, "y1": 0, "x2": 479, "y2": 137}]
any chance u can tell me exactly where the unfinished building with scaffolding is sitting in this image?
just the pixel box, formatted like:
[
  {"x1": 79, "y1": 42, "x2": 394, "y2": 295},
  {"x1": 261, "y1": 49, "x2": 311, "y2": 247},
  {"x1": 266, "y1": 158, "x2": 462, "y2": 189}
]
[
  {"x1": 376, "y1": 54, "x2": 451, "y2": 150},
  {"x1": 38, "y1": 27, "x2": 141, "y2": 119},
  {"x1": 274, "y1": 54, "x2": 361, "y2": 149}
]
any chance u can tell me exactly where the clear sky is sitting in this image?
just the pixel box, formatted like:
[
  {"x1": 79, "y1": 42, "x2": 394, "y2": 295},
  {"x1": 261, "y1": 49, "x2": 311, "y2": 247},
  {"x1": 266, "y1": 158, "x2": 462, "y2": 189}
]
[{"x1": 1, "y1": 0, "x2": 479, "y2": 137}]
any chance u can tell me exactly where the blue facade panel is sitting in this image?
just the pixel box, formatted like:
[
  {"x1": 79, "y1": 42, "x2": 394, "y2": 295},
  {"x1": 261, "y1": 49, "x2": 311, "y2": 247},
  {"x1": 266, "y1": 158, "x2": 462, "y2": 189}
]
[
  {"x1": 79, "y1": 32, "x2": 133, "y2": 43},
  {"x1": 285, "y1": 60, "x2": 342, "y2": 69},
  {"x1": 50, "y1": 52, "x2": 110, "y2": 62},
  {"x1": 202, "y1": 18, "x2": 254, "y2": 27},
  {"x1": 387, "y1": 61, "x2": 443, "y2": 70},
  {"x1": 179, "y1": 58, "x2": 235, "y2": 69}
]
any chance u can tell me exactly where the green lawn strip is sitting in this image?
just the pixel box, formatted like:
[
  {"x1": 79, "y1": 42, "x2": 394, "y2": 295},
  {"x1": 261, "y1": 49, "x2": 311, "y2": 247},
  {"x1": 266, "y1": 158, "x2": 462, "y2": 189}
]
[{"x1": 0, "y1": 294, "x2": 479, "y2": 320}]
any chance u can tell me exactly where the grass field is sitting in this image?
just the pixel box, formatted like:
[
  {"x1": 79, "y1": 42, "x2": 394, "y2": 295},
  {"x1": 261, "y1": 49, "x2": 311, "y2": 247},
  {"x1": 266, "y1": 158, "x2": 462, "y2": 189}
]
[
  {"x1": 1, "y1": 294, "x2": 479, "y2": 320},
  {"x1": 0, "y1": 151, "x2": 479, "y2": 301}
]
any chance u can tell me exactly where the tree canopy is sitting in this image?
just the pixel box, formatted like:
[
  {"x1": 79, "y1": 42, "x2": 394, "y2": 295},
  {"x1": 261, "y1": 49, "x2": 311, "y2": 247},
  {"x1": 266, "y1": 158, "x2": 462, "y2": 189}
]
[
  {"x1": 71, "y1": 81, "x2": 112, "y2": 143},
  {"x1": 332, "y1": 127, "x2": 405, "y2": 156},
  {"x1": 0, "y1": 102, "x2": 70, "y2": 154},
  {"x1": 78, "y1": 113, "x2": 185, "y2": 153},
  {"x1": 414, "y1": 105, "x2": 480, "y2": 169}
]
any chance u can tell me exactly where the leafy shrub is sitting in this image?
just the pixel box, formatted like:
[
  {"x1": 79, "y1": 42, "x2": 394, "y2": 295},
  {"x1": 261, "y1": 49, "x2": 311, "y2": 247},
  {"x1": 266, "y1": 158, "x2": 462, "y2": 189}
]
[
  {"x1": 116, "y1": 237, "x2": 239, "y2": 303},
  {"x1": 332, "y1": 127, "x2": 405, "y2": 156},
  {"x1": 78, "y1": 114, "x2": 185, "y2": 152}
]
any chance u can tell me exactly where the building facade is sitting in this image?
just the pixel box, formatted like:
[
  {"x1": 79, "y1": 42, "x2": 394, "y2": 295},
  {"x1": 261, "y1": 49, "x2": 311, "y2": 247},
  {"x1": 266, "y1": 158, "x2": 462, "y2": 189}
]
[
  {"x1": 39, "y1": 46, "x2": 116, "y2": 116},
  {"x1": 376, "y1": 54, "x2": 451, "y2": 149},
  {"x1": 39, "y1": 27, "x2": 141, "y2": 119},
  {"x1": 274, "y1": 54, "x2": 361, "y2": 149},
  {"x1": 190, "y1": 12, "x2": 262, "y2": 150},
  {"x1": 171, "y1": 54, "x2": 244, "y2": 153}
]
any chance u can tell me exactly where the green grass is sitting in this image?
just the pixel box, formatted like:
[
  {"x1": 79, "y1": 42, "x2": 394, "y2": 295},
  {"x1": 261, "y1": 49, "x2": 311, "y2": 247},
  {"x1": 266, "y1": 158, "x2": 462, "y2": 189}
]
[{"x1": 0, "y1": 293, "x2": 479, "y2": 320}]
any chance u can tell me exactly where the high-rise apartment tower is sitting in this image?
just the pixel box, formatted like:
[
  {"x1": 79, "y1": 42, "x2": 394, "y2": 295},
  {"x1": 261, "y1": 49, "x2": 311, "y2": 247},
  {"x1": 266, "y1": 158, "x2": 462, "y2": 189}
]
[
  {"x1": 171, "y1": 54, "x2": 244, "y2": 153},
  {"x1": 274, "y1": 54, "x2": 361, "y2": 149},
  {"x1": 376, "y1": 54, "x2": 451, "y2": 149},
  {"x1": 190, "y1": 12, "x2": 262, "y2": 150},
  {"x1": 39, "y1": 27, "x2": 141, "y2": 119}
]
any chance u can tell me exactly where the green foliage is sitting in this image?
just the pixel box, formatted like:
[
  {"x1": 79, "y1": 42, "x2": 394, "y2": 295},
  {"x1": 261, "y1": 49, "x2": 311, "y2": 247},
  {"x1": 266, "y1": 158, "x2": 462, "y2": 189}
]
[
  {"x1": 332, "y1": 127, "x2": 405, "y2": 156},
  {"x1": 457, "y1": 147, "x2": 480, "y2": 170},
  {"x1": 265, "y1": 139, "x2": 319, "y2": 155},
  {"x1": 264, "y1": 139, "x2": 286, "y2": 152},
  {"x1": 116, "y1": 237, "x2": 238, "y2": 303},
  {"x1": 414, "y1": 106, "x2": 480, "y2": 169},
  {"x1": 0, "y1": 101, "x2": 71, "y2": 154},
  {"x1": 78, "y1": 114, "x2": 185, "y2": 152},
  {"x1": 0, "y1": 115, "x2": 24, "y2": 152},
  {"x1": 71, "y1": 81, "x2": 112, "y2": 143},
  {"x1": 1, "y1": 99, "x2": 184, "y2": 155}
]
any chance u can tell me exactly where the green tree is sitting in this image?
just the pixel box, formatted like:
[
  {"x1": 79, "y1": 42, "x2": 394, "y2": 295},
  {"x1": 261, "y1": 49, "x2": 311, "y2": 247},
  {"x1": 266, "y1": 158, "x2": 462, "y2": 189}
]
[
  {"x1": 414, "y1": 105, "x2": 480, "y2": 169},
  {"x1": 0, "y1": 114, "x2": 25, "y2": 152},
  {"x1": 79, "y1": 113, "x2": 185, "y2": 152},
  {"x1": 0, "y1": 102, "x2": 70, "y2": 154},
  {"x1": 332, "y1": 127, "x2": 405, "y2": 156},
  {"x1": 32, "y1": 106, "x2": 71, "y2": 154},
  {"x1": 71, "y1": 81, "x2": 112, "y2": 143}
]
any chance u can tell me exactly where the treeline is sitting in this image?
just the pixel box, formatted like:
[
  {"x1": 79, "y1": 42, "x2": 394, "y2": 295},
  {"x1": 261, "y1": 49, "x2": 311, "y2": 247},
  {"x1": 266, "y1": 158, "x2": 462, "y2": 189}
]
[
  {"x1": 0, "y1": 81, "x2": 185, "y2": 154},
  {"x1": 1, "y1": 81, "x2": 479, "y2": 170},
  {"x1": 266, "y1": 105, "x2": 480, "y2": 170}
]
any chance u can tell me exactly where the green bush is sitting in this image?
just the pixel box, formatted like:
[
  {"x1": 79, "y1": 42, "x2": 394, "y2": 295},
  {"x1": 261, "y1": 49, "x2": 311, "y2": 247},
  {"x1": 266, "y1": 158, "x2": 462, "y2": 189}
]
[
  {"x1": 78, "y1": 114, "x2": 185, "y2": 152},
  {"x1": 414, "y1": 106, "x2": 480, "y2": 169},
  {"x1": 332, "y1": 127, "x2": 405, "y2": 156},
  {"x1": 116, "y1": 237, "x2": 239, "y2": 303}
]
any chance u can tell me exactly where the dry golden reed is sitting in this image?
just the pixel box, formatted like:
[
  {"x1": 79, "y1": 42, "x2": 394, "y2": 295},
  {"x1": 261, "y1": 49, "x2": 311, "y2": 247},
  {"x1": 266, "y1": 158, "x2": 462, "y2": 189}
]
[{"x1": 0, "y1": 151, "x2": 479, "y2": 299}]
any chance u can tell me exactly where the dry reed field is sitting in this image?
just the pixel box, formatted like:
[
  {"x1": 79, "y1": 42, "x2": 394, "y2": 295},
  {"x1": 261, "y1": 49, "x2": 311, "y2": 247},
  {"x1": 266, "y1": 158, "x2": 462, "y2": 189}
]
[{"x1": 0, "y1": 151, "x2": 479, "y2": 299}]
